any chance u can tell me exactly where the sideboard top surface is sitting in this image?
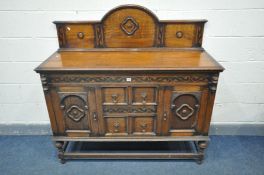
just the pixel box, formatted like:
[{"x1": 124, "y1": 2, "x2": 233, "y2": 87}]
[{"x1": 35, "y1": 49, "x2": 224, "y2": 72}]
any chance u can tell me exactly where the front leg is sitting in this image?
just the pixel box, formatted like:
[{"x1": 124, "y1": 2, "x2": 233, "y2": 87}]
[
  {"x1": 55, "y1": 141, "x2": 66, "y2": 164},
  {"x1": 196, "y1": 141, "x2": 208, "y2": 164}
]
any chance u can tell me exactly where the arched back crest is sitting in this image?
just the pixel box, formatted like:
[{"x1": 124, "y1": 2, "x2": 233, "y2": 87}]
[
  {"x1": 101, "y1": 5, "x2": 159, "y2": 48},
  {"x1": 54, "y1": 4, "x2": 207, "y2": 49}
]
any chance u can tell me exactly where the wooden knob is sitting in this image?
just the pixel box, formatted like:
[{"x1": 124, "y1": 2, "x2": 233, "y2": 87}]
[
  {"x1": 77, "y1": 32, "x2": 85, "y2": 39},
  {"x1": 176, "y1": 31, "x2": 183, "y2": 38}
]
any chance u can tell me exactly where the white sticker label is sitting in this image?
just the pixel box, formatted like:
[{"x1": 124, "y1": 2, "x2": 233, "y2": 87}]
[{"x1": 126, "y1": 78, "x2": 132, "y2": 82}]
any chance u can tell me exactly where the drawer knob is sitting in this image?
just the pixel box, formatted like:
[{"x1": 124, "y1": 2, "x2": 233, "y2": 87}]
[
  {"x1": 176, "y1": 31, "x2": 183, "y2": 38},
  {"x1": 93, "y1": 112, "x2": 97, "y2": 121},
  {"x1": 113, "y1": 121, "x2": 120, "y2": 132},
  {"x1": 77, "y1": 32, "x2": 85, "y2": 39},
  {"x1": 163, "y1": 112, "x2": 167, "y2": 121},
  {"x1": 140, "y1": 122, "x2": 147, "y2": 132},
  {"x1": 141, "y1": 92, "x2": 147, "y2": 104},
  {"x1": 111, "y1": 94, "x2": 119, "y2": 104}
]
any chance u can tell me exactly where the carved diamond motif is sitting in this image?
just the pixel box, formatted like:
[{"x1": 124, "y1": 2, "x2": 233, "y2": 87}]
[
  {"x1": 120, "y1": 17, "x2": 139, "y2": 35},
  {"x1": 175, "y1": 104, "x2": 194, "y2": 120},
  {"x1": 66, "y1": 105, "x2": 85, "y2": 122}
]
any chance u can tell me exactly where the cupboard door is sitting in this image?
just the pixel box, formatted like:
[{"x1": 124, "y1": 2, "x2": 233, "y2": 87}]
[
  {"x1": 50, "y1": 86, "x2": 98, "y2": 137},
  {"x1": 162, "y1": 87, "x2": 204, "y2": 136},
  {"x1": 170, "y1": 92, "x2": 201, "y2": 130}
]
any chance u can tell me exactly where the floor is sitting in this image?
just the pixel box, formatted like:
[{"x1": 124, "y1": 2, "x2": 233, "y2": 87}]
[{"x1": 0, "y1": 136, "x2": 263, "y2": 175}]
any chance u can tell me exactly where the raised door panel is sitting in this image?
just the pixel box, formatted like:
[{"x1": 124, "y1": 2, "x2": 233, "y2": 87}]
[
  {"x1": 162, "y1": 86, "x2": 206, "y2": 136},
  {"x1": 169, "y1": 92, "x2": 201, "y2": 131},
  {"x1": 50, "y1": 86, "x2": 98, "y2": 137}
]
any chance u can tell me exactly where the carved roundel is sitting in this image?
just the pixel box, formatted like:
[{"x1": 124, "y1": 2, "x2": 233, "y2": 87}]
[
  {"x1": 120, "y1": 16, "x2": 139, "y2": 36},
  {"x1": 175, "y1": 104, "x2": 194, "y2": 120}
]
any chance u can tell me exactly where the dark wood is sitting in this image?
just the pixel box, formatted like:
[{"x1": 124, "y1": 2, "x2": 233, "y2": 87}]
[
  {"x1": 35, "y1": 5, "x2": 224, "y2": 164},
  {"x1": 53, "y1": 5, "x2": 206, "y2": 49}
]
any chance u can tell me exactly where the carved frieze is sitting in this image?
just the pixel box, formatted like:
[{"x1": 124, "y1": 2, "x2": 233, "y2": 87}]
[
  {"x1": 51, "y1": 75, "x2": 208, "y2": 83},
  {"x1": 103, "y1": 106, "x2": 157, "y2": 113}
]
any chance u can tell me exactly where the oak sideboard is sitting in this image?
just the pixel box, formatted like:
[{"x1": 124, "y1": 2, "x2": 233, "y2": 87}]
[{"x1": 35, "y1": 5, "x2": 224, "y2": 164}]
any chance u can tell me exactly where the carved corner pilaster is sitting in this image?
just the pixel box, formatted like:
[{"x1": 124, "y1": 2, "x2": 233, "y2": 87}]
[
  {"x1": 193, "y1": 24, "x2": 204, "y2": 47},
  {"x1": 208, "y1": 74, "x2": 219, "y2": 93},
  {"x1": 94, "y1": 24, "x2": 104, "y2": 48},
  {"x1": 156, "y1": 23, "x2": 165, "y2": 47},
  {"x1": 57, "y1": 24, "x2": 66, "y2": 47},
  {"x1": 40, "y1": 74, "x2": 49, "y2": 93}
]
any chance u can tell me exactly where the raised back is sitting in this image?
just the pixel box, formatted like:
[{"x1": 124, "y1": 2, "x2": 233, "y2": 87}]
[
  {"x1": 54, "y1": 5, "x2": 206, "y2": 49},
  {"x1": 102, "y1": 5, "x2": 158, "y2": 48}
]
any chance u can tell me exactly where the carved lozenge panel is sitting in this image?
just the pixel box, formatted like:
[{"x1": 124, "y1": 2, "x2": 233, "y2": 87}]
[
  {"x1": 170, "y1": 92, "x2": 201, "y2": 130},
  {"x1": 59, "y1": 92, "x2": 89, "y2": 131}
]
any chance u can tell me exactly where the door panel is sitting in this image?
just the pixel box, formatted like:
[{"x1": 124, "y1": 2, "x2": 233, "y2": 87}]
[
  {"x1": 50, "y1": 86, "x2": 97, "y2": 136},
  {"x1": 170, "y1": 92, "x2": 201, "y2": 130},
  {"x1": 161, "y1": 86, "x2": 204, "y2": 136}
]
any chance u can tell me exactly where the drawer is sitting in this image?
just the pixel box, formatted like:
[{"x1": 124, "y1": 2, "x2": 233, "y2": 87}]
[
  {"x1": 64, "y1": 24, "x2": 94, "y2": 48},
  {"x1": 132, "y1": 87, "x2": 157, "y2": 105},
  {"x1": 102, "y1": 87, "x2": 128, "y2": 105},
  {"x1": 165, "y1": 24, "x2": 196, "y2": 47},
  {"x1": 132, "y1": 116, "x2": 156, "y2": 135},
  {"x1": 104, "y1": 116, "x2": 128, "y2": 136}
]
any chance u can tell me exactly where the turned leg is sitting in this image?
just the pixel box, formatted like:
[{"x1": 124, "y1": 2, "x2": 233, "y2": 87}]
[
  {"x1": 55, "y1": 141, "x2": 66, "y2": 164},
  {"x1": 196, "y1": 141, "x2": 208, "y2": 164}
]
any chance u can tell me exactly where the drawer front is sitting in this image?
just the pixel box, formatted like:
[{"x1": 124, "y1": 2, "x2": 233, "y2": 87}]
[
  {"x1": 63, "y1": 24, "x2": 94, "y2": 48},
  {"x1": 100, "y1": 85, "x2": 159, "y2": 136},
  {"x1": 132, "y1": 87, "x2": 157, "y2": 105},
  {"x1": 104, "y1": 116, "x2": 128, "y2": 136},
  {"x1": 132, "y1": 116, "x2": 156, "y2": 135},
  {"x1": 102, "y1": 87, "x2": 128, "y2": 105},
  {"x1": 165, "y1": 24, "x2": 196, "y2": 47}
]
